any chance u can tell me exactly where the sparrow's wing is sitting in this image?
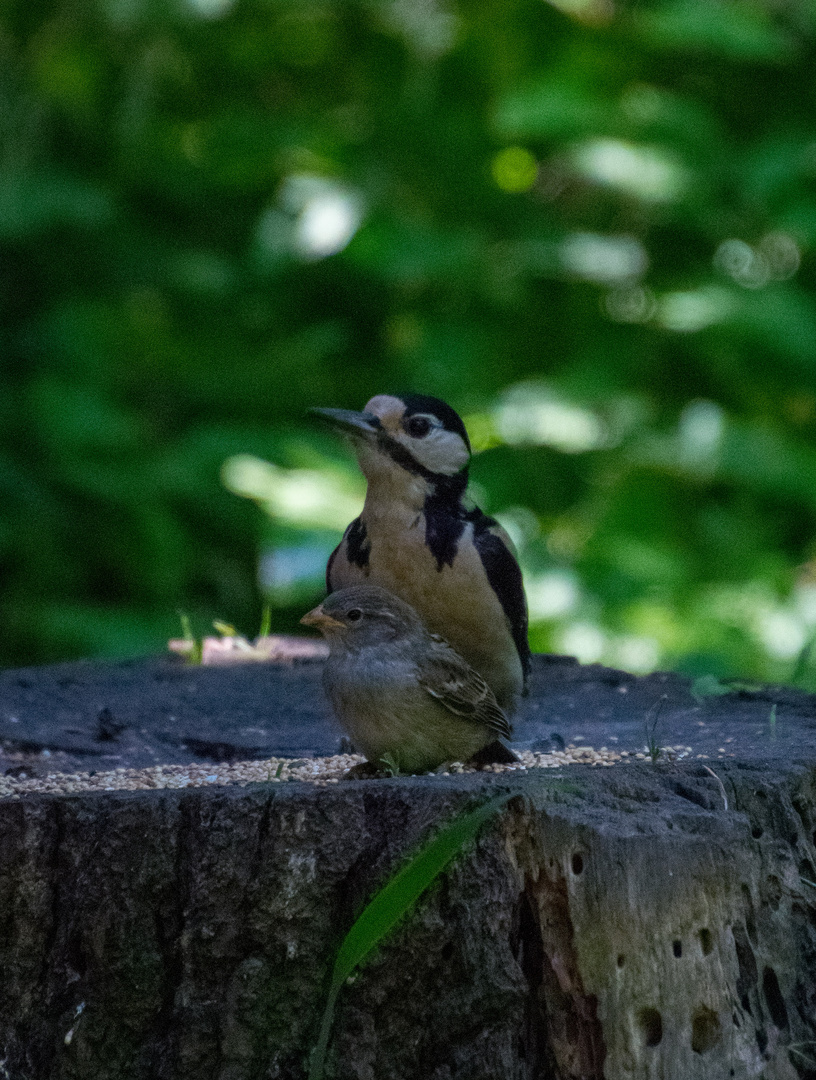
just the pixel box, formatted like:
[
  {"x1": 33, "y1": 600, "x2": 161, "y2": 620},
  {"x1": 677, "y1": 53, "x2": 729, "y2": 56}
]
[
  {"x1": 467, "y1": 510, "x2": 530, "y2": 686},
  {"x1": 417, "y1": 637, "x2": 512, "y2": 740}
]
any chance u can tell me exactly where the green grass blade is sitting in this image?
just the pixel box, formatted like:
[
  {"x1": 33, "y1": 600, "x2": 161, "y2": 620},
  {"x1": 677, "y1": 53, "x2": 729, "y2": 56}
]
[
  {"x1": 259, "y1": 602, "x2": 271, "y2": 640},
  {"x1": 331, "y1": 793, "x2": 511, "y2": 989},
  {"x1": 308, "y1": 793, "x2": 512, "y2": 1080},
  {"x1": 308, "y1": 984, "x2": 341, "y2": 1080},
  {"x1": 177, "y1": 611, "x2": 202, "y2": 664}
]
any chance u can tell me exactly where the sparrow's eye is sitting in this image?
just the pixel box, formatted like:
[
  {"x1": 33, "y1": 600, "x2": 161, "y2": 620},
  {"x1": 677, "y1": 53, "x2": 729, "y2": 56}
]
[
  {"x1": 346, "y1": 608, "x2": 363, "y2": 621},
  {"x1": 404, "y1": 415, "x2": 432, "y2": 439}
]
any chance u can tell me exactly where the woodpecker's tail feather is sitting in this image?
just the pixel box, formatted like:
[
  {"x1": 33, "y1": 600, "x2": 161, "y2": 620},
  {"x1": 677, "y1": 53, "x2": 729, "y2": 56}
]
[{"x1": 468, "y1": 740, "x2": 518, "y2": 766}]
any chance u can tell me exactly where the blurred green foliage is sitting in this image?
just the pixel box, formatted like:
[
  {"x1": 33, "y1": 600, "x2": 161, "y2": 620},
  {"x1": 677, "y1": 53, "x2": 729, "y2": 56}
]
[{"x1": 3, "y1": 0, "x2": 816, "y2": 685}]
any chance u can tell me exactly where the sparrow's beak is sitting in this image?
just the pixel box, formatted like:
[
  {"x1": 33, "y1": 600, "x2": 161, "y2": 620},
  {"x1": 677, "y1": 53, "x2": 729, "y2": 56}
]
[
  {"x1": 309, "y1": 407, "x2": 381, "y2": 440},
  {"x1": 300, "y1": 606, "x2": 346, "y2": 631}
]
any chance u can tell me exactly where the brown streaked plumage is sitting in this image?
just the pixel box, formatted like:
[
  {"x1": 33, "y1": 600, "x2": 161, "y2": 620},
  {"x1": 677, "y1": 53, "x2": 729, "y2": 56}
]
[
  {"x1": 312, "y1": 393, "x2": 530, "y2": 713},
  {"x1": 300, "y1": 585, "x2": 514, "y2": 774}
]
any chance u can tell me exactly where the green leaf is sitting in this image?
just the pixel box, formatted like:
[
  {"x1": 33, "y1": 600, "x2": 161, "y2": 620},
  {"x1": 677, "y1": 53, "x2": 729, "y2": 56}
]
[
  {"x1": 493, "y1": 82, "x2": 610, "y2": 140},
  {"x1": 636, "y1": 0, "x2": 795, "y2": 63},
  {"x1": 333, "y1": 794, "x2": 511, "y2": 987},
  {"x1": 0, "y1": 172, "x2": 112, "y2": 239},
  {"x1": 308, "y1": 794, "x2": 512, "y2": 1080},
  {"x1": 728, "y1": 286, "x2": 816, "y2": 368},
  {"x1": 378, "y1": 753, "x2": 401, "y2": 777}
]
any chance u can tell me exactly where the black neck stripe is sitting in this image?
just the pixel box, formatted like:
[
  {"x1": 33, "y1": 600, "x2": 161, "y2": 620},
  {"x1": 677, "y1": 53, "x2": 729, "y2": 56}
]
[{"x1": 376, "y1": 430, "x2": 468, "y2": 503}]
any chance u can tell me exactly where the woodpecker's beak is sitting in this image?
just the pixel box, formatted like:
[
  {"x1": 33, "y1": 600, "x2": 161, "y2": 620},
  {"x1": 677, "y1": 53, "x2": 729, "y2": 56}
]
[
  {"x1": 309, "y1": 407, "x2": 381, "y2": 440},
  {"x1": 300, "y1": 606, "x2": 346, "y2": 631}
]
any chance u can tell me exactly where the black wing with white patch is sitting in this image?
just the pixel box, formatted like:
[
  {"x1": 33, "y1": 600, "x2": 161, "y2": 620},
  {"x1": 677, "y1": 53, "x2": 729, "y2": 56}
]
[{"x1": 468, "y1": 510, "x2": 530, "y2": 687}]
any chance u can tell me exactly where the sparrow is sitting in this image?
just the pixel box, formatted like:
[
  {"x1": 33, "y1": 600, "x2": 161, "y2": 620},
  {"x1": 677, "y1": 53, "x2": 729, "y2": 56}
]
[
  {"x1": 311, "y1": 393, "x2": 530, "y2": 713},
  {"x1": 300, "y1": 585, "x2": 515, "y2": 774}
]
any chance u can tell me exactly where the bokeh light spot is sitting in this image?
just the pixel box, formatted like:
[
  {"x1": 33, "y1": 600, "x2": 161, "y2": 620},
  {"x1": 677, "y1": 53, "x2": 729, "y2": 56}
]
[
  {"x1": 560, "y1": 623, "x2": 606, "y2": 663},
  {"x1": 611, "y1": 635, "x2": 660, "y2": 674},
  {"x1": 527, "y1": 572, "x2": 580, "y2": 620},
  {"x1": 713, "y1": 238, "x2": 769, "y2": 289},
  {"x1": 496, "y1": 383, "x2": 606, "y2": 452},
  {"x1": 604, "y1": 284, "x2": 656, "y2": 323},
  {"x1": 187, "y1": 0, "x2": 235, "y2": 18},
  {"x1": 492, "y1": 146, "x2": 538, "y2": 192},
  {"x1": 221, "y1": 455, "x2": 363, "y2": 530},
  {"x1": 262, "y1": 174, "x2": 365, "y2": 262},
  {"x1": 758, "y1": 232, "x2": 801, "y2": 279},
  {"x1": 757, "y1": 611, "x2": 806, "y2": 660},
  {"x1": 573, "y1": 138, "x2": 687, "y2": 202},
  {"x1": 657, "y1": 288, "x2": 732, "y2": 332},
  {"x1": 561, "y1": 233, "x2": 648, "y2": 283},
  {"x1": 678, "y1": 400, "x2": 725, "y2": 466}
]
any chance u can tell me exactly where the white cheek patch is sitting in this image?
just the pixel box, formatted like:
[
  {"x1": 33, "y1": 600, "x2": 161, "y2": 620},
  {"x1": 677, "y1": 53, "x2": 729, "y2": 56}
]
[{"x1": 401, "y1": 428, "x2": 470, "y2": 475}]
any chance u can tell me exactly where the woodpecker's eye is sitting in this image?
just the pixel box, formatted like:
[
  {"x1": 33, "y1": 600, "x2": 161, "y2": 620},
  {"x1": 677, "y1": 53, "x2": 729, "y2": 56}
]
[
  {"x1": 404, "y1": 415, "x2": 432, "y2": 439},
  {"x1": 346, "y1": 608, "x2": 363, "y2": 621}
]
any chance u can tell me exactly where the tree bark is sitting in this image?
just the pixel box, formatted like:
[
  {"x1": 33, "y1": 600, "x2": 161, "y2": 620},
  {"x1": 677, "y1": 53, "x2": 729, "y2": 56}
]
[{"x1": 2, "y1": 760, "x2": 815, "y2": 1079}]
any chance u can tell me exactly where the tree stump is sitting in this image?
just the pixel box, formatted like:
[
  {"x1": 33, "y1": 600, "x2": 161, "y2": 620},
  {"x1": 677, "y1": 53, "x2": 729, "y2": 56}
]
[{"x1": 1, "y1": 654, "x2": 815, "y2": 1079}]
